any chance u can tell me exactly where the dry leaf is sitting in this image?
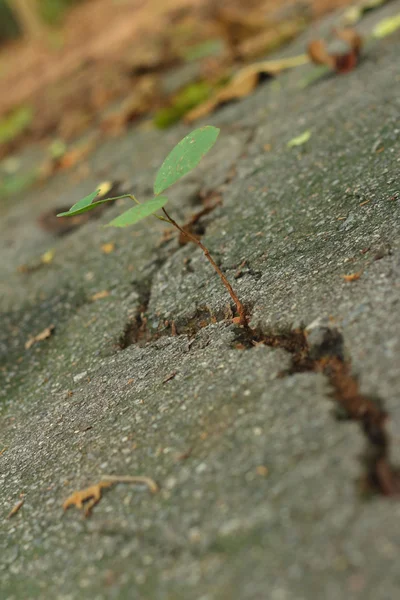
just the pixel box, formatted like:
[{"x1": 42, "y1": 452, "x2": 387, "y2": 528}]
[
  {"x1": 185, "y1": 54, "x2": 309, "y2": 122},
  {"x1": 63, "y1": 476, "x2": 158, "y2": 517},
  {"x1": 17, "y1": 249, "x2": 55, "y2": 273},
  {"x1": 25, "y1": 325, "x2": 55, "y2": 350},
  {"x1": 58, "y1": 138, "x2": 96, "y2": 170},
  {"x1": 256, "y1": 465, "x2": 269, "y2": 477},
  {"x1": 162, "y1": 371, "x2": 177, "y2": 384},
  {"x1": 214, "y1": 4, "x2": 266, "y2": 56},
  {"x1": 307, "y1": 29, "x2": 362, "y2": 74},
  {"x1": 101, "y1": 242, "x2": 115, "y2": 254},
  {"x1": 101, "y1": 76, "x2": 159, "y2": 136},
  {"x1": 7, "y1": 498, "x2": 25, "y2": 519},
  {"x1": 238, "y1": 17, "x2": 307, "y2": 59},
  {"x1": 90, "y1": 290, "x2": 110, "y2": 302},
  {"x1": 39, "y1": 137, "x2": 97, "y2": 181},
  {"x1": 342, "y1": 272, "x2": 362, "y2": 282},
  {"x1": 307, "y1": 39, "x2": 335, "y2": 68}
]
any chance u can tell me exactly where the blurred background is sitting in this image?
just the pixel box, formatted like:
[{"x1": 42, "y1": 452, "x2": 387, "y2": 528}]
[{"x1": 0, "y1": 0, "x2": 389, "y2": 204}]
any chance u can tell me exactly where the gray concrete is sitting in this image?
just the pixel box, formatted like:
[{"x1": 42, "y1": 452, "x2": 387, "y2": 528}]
[{"x1": 1, "y1": 2, "x2": 400, "y2": 598}]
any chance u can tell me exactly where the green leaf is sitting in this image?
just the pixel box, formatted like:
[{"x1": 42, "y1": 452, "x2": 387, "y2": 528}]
[
  {"x1": 57, "y1": 189, "x2": 100, "y2": 216},
  {"x1": 56, "y1": 189, "x2": 122, "y2": 217},
  {"x1": 153, "y1": 126, "x2": 219, "y2": 195},
  {"x1": 107, "y1": 196, "x2": 169, "y2": 228},
  {"x1": 287, "y1": 130, "x2": 311, "y2": 148},
  {"x1": 0, "y1": 106, "x2": 33, "y2": 145}
]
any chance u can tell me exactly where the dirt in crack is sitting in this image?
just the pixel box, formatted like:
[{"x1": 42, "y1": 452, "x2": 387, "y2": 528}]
[
  {"x1": 234, "y1": 324, "x2": 400, "y2": 498},
  {"x1": 118, "y1": 287, "x2": 152, "y2": 349},
  {"x1": 119, "y1": 302, "x2": 229, "y2": 349}
]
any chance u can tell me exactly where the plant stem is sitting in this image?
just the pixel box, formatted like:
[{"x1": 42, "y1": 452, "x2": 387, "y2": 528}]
[{"x1": 162, "y1": 208, "x2": 247, "y2": 326}]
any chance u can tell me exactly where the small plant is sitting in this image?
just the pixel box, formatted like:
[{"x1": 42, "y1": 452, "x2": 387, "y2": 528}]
[{"x1": 58, "y1": 126, "x2": 247, "y2": 325}]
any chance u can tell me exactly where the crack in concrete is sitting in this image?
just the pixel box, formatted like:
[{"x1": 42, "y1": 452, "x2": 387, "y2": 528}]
[
  {"x1": 234, "y1": 323, "x2": 400, "y2": 498},
  {"x1": 117, "y1": 131, "x2": 257, "y2": 349},
  {"x1": 114, "y1": 123, "x2": 399, "y2": 498}
]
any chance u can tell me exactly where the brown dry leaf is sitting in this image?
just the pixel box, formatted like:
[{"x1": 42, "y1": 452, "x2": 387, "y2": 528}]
[
  {"x1": 214, "y1": 4, "x2": 266, "y2": 55},
  {"x1": 125, "y1": 36, "x2": 174, "y2": 74},
  {"x1": 308, "y1": 28, "x2": 362, "y2": 73},
  {"x1": 101, "y1": 242, "x2": 115, "y2": 254},
  {"x1": 39, "y1": 136, "x2": 97, "y2": 181},
  {"x1": 58, "y1": 138, "x2": 96, "y2": 170},
  {"x1": 25, "y1": 325, "x2": 55, "y2": 350},
  {"x1": 63, "y1": 482, "x2": 112, "y2": 517},
  {"x1": 17, "y1": 248, "x2": 55, "y2": 274},
  {"x1": 7, "y1": 498, "x2": 25, "y2": 519},
  {"x1": 63, "y1": 475, "x2": 158, "y2": 517},
  {"x1": 307, "y1": 39, "x2": 335, "y2": 68},
  {"x1": 101, "y1": 76, "x2": 160, "y2": 136},
  {"x1": 256, "y1": 465, "x2": 269, "y2": 477},
  {"x1": 185, "y1": 53, "x2": 308, "y2": 122},
  {"x1": 162, "y1": 371, "x2": 177, "y2": 383},
  {"x1": 238, "y1": 17, "x2": 307, "y2": 60},
  {"x1": 342, "y1": 271, "x2": 362, "y2": 282},
  {"x1": 90, "y1": 290, "x2": 110, "y2": 302}
]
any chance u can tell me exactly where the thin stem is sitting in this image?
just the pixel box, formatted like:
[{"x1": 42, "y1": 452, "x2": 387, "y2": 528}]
[
  {"x1": 162, "y1": 208, "x2": 247, "y2": 326},
  {"x1": 106, "y1": 193, "x2": 141, "y2": 205}
]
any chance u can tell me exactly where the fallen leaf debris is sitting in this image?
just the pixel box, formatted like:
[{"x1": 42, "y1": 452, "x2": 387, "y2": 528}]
[
  {"x1": 25, "y1": 325, "x2": 55, "y2": 350},
  {"x1": 307, "y1": 28, "x2": 363, "y2": 73},
  {"x1": 63, "y1": 475, "x2": 159, "y2": 517}
]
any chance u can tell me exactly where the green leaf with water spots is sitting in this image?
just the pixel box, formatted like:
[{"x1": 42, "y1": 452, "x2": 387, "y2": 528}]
[
  {"x1": 153, "y1": 126, "x2": 219, "y2": 195},
  {"x1": 107, "y1": 196, "x2": 169, "y2": 228}
]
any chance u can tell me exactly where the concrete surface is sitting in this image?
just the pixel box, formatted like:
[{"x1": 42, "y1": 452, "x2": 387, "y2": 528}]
[{"x1": 1, "y1": 2, "x2": 399, "y2": 598}]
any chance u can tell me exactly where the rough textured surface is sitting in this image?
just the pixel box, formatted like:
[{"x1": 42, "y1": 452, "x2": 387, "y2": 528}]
[{"x1": 1, "y1": 2, "x2": 400, "y2": 598}]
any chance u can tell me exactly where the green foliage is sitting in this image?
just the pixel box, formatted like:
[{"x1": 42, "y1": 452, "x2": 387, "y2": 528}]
[
  {"x1": 0, "y1": 106, "x2": 33, "y2": 145},
  {"x1": 153, "y1": 126, "x2": 219, "y2": 195},
  {"x1": 0, "y1": 1, "x2": 19, "y2": 41},
  {"x1": 153, "y1": 82, "x2": 212, "y2": 129},
  {"x1": 57, "y1": 125, "x2": 246, "y2": 323},
  {"x1": 38, "y1": 0, "x2": 82, "y2": 26},
  {"x1": 107, "y1": 196, "x2": 169, "y2": 228},
  {"x1": 57, "y1": 126, "x2": 220, "y2": 227},
  {"x1": 183, "y1": 39, "x2": 224, "y2": 62},
  {"x1": 0, "y1": 170, "x2": 37, "y2": 200},
  {"x1": 57, "y1": 189, "x2": 102, "y2": 216}
]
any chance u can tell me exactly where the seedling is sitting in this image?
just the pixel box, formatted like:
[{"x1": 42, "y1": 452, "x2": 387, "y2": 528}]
[{"x1": 58, "y1": 126, "x2": 247, "y2": 325}]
